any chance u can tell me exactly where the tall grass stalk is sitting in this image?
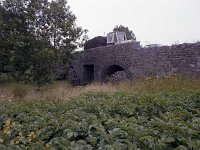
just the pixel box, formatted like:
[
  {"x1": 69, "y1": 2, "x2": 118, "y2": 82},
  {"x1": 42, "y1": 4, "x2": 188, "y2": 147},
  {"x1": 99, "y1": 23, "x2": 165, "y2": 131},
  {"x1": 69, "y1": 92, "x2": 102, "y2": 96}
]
[{"x1": 0, "y1": 76, "x2": 200, "y2": 102}]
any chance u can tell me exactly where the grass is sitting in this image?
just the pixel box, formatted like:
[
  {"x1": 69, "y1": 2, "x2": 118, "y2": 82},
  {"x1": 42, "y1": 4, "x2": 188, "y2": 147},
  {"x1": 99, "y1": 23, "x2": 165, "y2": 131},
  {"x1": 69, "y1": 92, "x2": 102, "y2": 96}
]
[{"x1": 0, "y1": 76, "x2": 200, "y2": 102}]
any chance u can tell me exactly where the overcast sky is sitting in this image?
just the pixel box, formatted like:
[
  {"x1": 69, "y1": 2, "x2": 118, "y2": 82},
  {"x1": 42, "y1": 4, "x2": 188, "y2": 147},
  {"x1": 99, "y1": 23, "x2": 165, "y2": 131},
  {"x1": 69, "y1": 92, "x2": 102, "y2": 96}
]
[{"x1": 69, "y1": 0, "x2": 200, "y2": 46}]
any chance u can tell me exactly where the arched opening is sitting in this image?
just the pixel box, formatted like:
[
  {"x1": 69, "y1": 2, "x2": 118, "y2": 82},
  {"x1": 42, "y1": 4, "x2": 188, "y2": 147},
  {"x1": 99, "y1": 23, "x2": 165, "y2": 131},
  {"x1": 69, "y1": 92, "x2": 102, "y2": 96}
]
[{"x1": 102, "y1": 65, "x2": 125, "y2": 81}]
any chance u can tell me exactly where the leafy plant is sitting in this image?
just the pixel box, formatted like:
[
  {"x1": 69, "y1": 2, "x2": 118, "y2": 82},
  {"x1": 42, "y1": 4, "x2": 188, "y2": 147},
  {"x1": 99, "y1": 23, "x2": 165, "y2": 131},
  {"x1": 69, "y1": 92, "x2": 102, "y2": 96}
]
[{"x1": 0, "y1": 91, "x2": 200, "y2": 149}]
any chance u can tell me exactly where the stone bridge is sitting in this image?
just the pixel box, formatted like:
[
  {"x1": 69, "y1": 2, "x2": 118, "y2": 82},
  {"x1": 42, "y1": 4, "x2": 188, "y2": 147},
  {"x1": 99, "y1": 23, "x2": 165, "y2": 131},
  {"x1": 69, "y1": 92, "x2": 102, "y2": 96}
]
[{"x1": 70, "y1": 42, "x2": 200, "y2": 84}]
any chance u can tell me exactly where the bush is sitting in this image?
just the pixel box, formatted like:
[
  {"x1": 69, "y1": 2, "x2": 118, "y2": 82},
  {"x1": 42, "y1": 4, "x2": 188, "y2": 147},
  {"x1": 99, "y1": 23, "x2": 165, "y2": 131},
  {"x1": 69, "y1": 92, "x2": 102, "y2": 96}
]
[{"x1": 84, "y1": 36, "x2": 107, "y2": 50}]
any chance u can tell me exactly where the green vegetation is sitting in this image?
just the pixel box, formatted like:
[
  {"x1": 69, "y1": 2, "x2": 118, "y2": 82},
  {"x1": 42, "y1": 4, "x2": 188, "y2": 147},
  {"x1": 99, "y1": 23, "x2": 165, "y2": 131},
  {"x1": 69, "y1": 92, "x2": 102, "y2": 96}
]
[
  {"x1": 0, "y1": 0, "x2": 87, "y2": 85},
  {"x1": 0, "y1": 77, "x2": 200, "y2": 149},
  {"x1": 0, "y1": 1, "x2": 199, "y2": 149}
]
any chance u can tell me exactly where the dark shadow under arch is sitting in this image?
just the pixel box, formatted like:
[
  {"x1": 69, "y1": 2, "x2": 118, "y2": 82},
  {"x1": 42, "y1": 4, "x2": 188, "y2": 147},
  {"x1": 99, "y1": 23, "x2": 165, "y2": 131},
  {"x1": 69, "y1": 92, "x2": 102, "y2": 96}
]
[{"x1": 102, "y1": 65, "x2": 125, "y2": 81}]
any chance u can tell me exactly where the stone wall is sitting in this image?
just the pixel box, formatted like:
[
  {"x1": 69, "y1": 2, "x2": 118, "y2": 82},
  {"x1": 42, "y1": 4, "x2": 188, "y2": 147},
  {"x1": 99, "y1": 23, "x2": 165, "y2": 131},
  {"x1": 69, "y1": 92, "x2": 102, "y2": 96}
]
[{"x1": 70, "y1": 42, "x2": 200, "y2": 84}]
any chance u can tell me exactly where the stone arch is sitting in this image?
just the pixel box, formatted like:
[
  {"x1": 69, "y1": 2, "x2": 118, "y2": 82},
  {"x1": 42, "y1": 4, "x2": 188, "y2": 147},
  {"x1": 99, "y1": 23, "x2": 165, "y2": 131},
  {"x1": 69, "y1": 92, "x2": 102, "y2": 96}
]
[{"x1": 101, "y1": 61, "x2": 131, "y2": 81}]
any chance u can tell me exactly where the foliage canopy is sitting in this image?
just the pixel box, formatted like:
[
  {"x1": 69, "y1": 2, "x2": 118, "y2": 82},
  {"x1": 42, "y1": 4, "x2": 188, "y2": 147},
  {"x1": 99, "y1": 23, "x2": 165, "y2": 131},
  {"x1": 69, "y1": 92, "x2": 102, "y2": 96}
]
[{"x1": 0, "y1": 0, "x2": 86, "y2": 85}]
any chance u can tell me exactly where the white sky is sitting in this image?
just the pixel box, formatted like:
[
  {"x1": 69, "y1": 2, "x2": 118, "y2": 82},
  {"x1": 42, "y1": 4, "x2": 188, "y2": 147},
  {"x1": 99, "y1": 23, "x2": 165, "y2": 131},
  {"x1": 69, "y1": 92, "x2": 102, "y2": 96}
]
[{"x1": 69, "y1": 0, "x2": 200, "y2": 46}]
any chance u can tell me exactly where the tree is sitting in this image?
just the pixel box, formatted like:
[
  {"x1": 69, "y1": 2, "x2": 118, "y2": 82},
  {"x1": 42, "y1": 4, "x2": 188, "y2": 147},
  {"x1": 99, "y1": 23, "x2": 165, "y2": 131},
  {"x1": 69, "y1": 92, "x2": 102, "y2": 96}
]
[
  {"x1": 113, "y1": 25, "x2": 136, "y2": 40},
  {"x1": 0, "y1": 0, "x2": 86, "y2": 85},
  {"x1": 0, "y1": 0, "x2": 34, "y2": 81}
]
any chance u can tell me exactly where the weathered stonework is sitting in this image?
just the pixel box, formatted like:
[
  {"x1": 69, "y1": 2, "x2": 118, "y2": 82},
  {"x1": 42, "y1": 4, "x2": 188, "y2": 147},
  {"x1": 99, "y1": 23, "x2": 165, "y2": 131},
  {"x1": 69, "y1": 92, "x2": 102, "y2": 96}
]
[{"x1": 70, "y1": 42, "x2": 200, "y2": 84}]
